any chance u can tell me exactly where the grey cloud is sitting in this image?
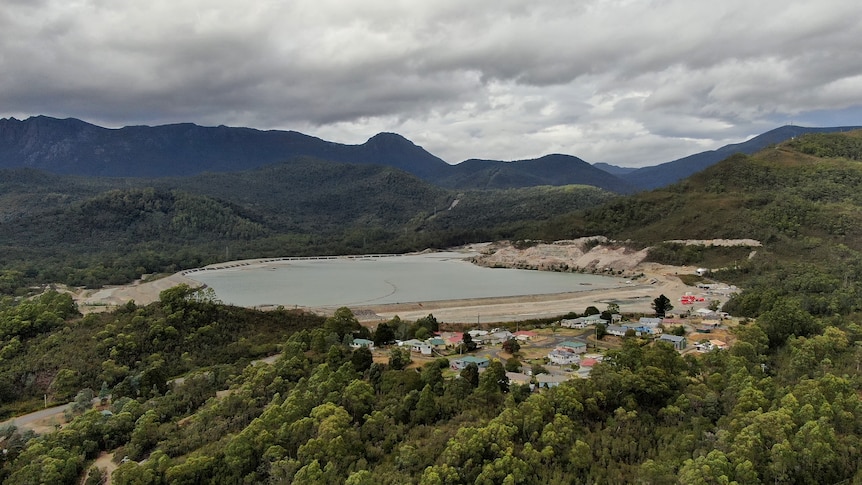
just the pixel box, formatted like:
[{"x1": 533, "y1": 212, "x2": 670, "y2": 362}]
[{"x1": 1, "y1": 0, "x2": 861, "y2": 167}]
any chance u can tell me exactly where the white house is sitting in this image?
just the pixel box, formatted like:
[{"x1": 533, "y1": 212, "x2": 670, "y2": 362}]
[{"x1": 548, "y1": 349, "x2": 581, "y2": 365}]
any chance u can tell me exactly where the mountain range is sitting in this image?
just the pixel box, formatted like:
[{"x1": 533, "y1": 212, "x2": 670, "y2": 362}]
[{"x1": 0, "y1": 115, "x2": 859, "y2": 192}]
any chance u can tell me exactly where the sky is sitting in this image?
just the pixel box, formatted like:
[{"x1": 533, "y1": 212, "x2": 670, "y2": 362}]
[{"x1": 2, "y1": 0, "x2": 862, "y2": 168}]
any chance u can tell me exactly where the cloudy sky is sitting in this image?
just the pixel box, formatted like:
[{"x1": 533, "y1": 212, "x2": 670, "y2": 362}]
[{"x1": 2, "y1": 0, "x2": 861, "y2": 167}]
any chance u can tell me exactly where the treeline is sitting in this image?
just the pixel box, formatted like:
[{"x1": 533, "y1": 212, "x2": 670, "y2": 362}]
[
  {"x1": 2, "y1": 304, "x2": 861, "y2": 483},
  {"x1": 0, "y1": 285, "x2": 323, "y2": 414}
]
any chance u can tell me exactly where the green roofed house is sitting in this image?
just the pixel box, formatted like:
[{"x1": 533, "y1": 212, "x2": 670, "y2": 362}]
[
  {"x1": 349, "y1": 338, "x2": 375, "y2": 350},
  {"x1": 451, "y1": 356, "x2": 490, "y2": 371},
  {"x1": 558, "y1": 341, "x2": 587, "y2": 354}
]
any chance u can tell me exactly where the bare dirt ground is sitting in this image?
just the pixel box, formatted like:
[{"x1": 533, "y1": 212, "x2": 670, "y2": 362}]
[
  {"x1": 74, "y1": 273, "x2": 203, "y2": 314},
  {"x1": 71, "y1": 238, "x2": 747, "y2": 323}
]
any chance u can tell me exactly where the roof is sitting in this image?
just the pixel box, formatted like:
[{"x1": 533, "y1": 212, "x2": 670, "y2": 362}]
[
  {"x1": 559, "y1": 341, "x2": 586, "y2": 349},
  {"x1": 639, "y1": 317, "x2": 662, "y2": 325},
  {"x1": 427, "y1": 338, "x2": 446, "y2": 345},
  {"x1": 352, "y1": 338, "x2": 374, "y2": 345},
  {"x1": 536, "y1": 374, "x2": 569, "y2": 383},
  {"x1": 659, "y1": 334, "x2": 685, "y2": 343},
  {"x1": 506, "y1": 372, "x2": 532, "y2": 384},
  {"x1": 456, "y1": 356, "x2": 489, "y2": 364},
  {"x1": 513, "y1": 330, "x2": 537, "y2": 336},
  {"x1": 580, "y1": 358, "x2": 599, "y2": 367}
]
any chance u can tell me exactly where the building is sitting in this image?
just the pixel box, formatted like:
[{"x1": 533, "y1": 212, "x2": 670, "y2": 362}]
[
  {"x1": 536, "y1": 374, "x2": 570, "y2": 389},
  {"x1": 658, "y1": 334, "x2": 687, "y2": 350},
  {"x1": 605, "y1": 325, "x2": 628, "y2": 337},
  {"x1": 476, "y1": 330, "x2": 513, "y2": 345},
  {"x1": 560, "y1": 314, "x2": 608, "y2": 328},
  {"x1": 513, "y1": 330, "x2": 538, "y2": 341},
  {"x1": 450, "y1": 356, "x2": 490, "y2": 371},
  {"x1": 506, "y1": 372, "x2": 532, "y2": 387},
  {"x1": 557, "y1": 341, "x2": 587, "y2": 354},
  {"x1": 548, "y1": 349, "x2": 581, "y2": 365},
  {"x1": 349, "y1": 338, "x2": 375, "y2": 350}
]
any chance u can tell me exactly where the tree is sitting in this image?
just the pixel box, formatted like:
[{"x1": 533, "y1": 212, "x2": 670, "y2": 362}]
[
  {"x1": 350, "y1": 347, "x2": 373, "y2": 373},
  {"x1": 388, "y1": 348, "x2": 411, "y2": 370},
  {"x1": 373, "y1": 322, "x2": 395, "y2": 347},
  {"x1": 596, "y1": 323, "x2": 608, "y2": 340},
  {"x1": 504, "y1": 358, "x2": 522, "y2": 373},
  {"x1": 460, "y1": 363, "x2": 480, "y2": 388},
  {"x1": 502, "y1": 338, "x2": 520, "y2": 355},
  {"x1": 652, "y1": 294, "x2": 673, "y2": 317},
  {"x1": 461, "y1": 332, "x2": 477, "y2": 352}
]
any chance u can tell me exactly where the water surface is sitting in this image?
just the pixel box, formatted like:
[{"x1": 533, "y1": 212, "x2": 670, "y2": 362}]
[{"x1": 187, "y1": 252, "x2": 625, "y2": 308}]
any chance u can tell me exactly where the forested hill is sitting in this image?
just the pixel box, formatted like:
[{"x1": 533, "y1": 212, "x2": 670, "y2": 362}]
[
  {"x1": 618, "y1": 124, "x2": 862, "y2": 190},
  {"x1": 540, "y1": 129, "x2": 862, "y2": 319},
  {"x1": 3, "y1": 132, "x2": 862, "y2": 484},
  {"x1": 0, "y1": 158, "x2": 616, "y2": 289}
]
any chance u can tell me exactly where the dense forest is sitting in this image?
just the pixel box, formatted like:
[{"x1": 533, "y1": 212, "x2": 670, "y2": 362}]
[
  {"x1": 2, "y1": 131, "x2": 862, "y2": 483},
  {"x1": 0, "y1": 159, "x2": 616, "y2": 291}
]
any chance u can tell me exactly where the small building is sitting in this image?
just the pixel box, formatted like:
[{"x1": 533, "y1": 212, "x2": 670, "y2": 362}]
[
  {"x1": 513, "y1": 330, "x2": 538, "y2": 341},
  {"x1": 548, "y1": 349, "x2": 581, "y2": 365},
  {"x1": 639, "y1": 317, "x2": 663, "y2": 326},
  {"x1": 557, "y1": 341, "x2": 587, "y2": 354},
  {"x1": 427, "y1": 337, "x2": 447, "y2": 349},
  {"x1": 349, "y1": 338, "x2": 375, "y2": 350},
  {"x1": 536, "y1": 374, "x2": 570, "y2": 389},
  {"x1": 709, "y1": 339, "x2": 728, "y2": 350},
  {"x1": 476, "y1": 331, "x2": 513, "y2": 345},
  {"x1": 605, "y1": 325, "x2": 628, "y2": 337},
  {"x1": 658, "y1": 334, "x2": 687, "y2": 351},
  {"x1": 506, "y1": 372, "x2": 532, "y2": 387},
  {"x1": 451, "y1": 356, "x2": 490, "y2": 371},
  {"x1": 560, "y1": 314, "x2": 608, "y2": 328},
  {"x1": 443, "y1": 333, "x2": 464, "y2": 346}
]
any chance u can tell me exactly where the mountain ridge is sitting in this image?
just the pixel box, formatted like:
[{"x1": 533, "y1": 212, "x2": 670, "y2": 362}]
[{"x1": 2, "y1": 116, "x2": 860, "y2": 193}]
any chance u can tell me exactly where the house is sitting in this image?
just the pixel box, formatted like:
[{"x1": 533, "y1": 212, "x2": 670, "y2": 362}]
[
  {"x1": 622, "y1": 324, "x2": 662, "y2": 336},
  {"x1": 548, "y1": 349, "x2": 581, "y2": 365},
  {"x1": 639, "y1": 317, "x2": 663, "y2": 326},
  {"x1": 605, "y1": 325, "x2": 628, "y2": 337},
  {"x1": 658, "y1": 334, "x2": 687, "y2": 350},
  {"x1": 451, "y1": 356, "x2": 490, "y2": 371},
  {"x1": 506, "y1": 372, "x2": 532, "y2": 387},
  {"x1": 440, "y1": 332, "x2": 464, "y2": 347},
  {"x1": 513, "y1": 330, "x2": 538, "y2": 341},
  {"x1": 557, "y1": 341, "x2": 587, "y2": 354},
  {"x1": 536, "y1": 374, "x2": 570, "y2": 389},
  {"x1": 709, "y1": 339, "x2": 728, "y2": 350},
  {"x1": 427, "y1": 337, "x2": 447, "y2": 349},
  {"x1": 349, "y1": 338, "x2": 375, "y2": 350},
  {"x1": 476, "y1": 330, "x2": 513, "y2": 345},
  {"x1": 560, "y1": 314, "x2": 608, "y2": 328}
]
